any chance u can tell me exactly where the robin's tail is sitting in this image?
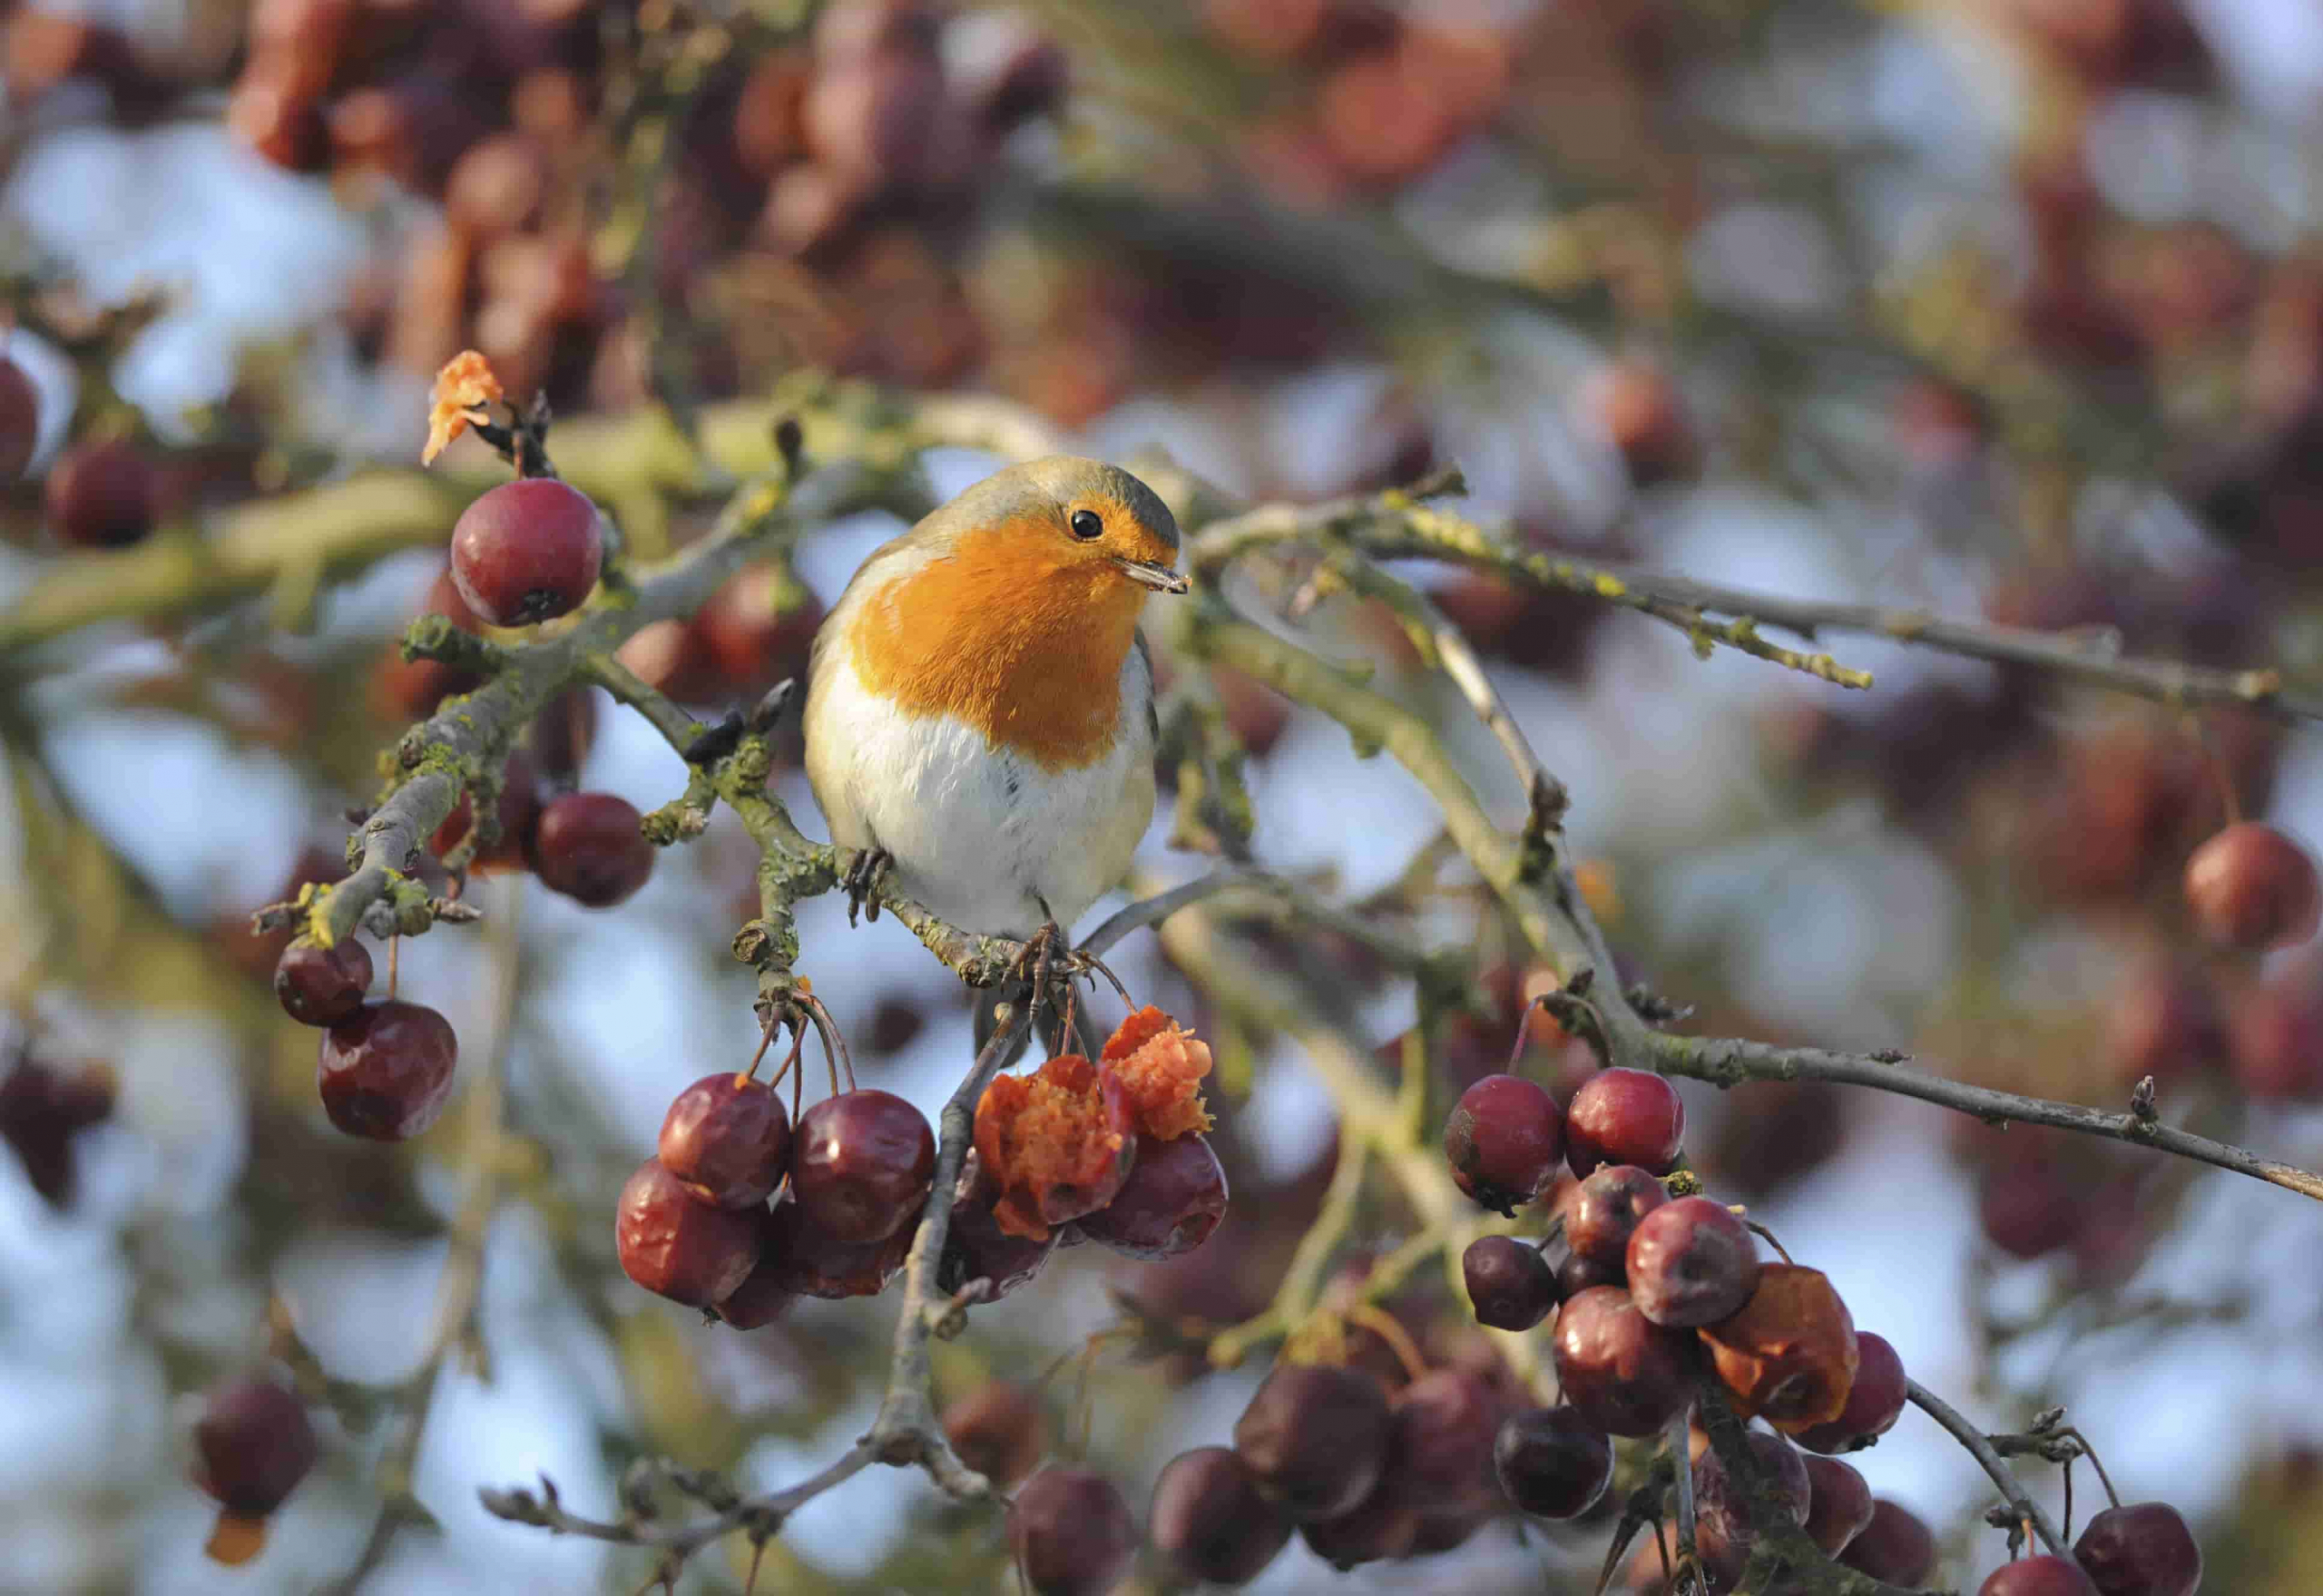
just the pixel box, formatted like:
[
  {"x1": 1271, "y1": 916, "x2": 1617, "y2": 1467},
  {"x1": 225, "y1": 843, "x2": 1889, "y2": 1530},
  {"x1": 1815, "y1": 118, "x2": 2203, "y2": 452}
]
[{"x1": 972, "y1": 982, "x2": 1103, "y2": 1067}]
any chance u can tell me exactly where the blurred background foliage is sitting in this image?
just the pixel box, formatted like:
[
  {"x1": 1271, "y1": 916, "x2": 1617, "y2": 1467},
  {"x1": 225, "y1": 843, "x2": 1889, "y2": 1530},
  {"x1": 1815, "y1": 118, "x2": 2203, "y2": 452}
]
[{"x1": 4, "y1": 0, "x2": 2323, "y2": 1591}]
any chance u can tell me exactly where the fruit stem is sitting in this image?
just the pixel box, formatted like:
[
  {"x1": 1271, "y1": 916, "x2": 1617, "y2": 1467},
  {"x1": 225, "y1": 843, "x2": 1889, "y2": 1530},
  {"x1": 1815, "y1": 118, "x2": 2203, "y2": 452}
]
[
  {"x1": 1739, "y1": 1218, "x2": 1793, "y2": 1266},
  {"x1": 2061, "y1": 1426, "x2": 2123, "y2": 1510},
  {"x1": 1344, "y1": 1303, "x2": 1426, "y2": 1384}
]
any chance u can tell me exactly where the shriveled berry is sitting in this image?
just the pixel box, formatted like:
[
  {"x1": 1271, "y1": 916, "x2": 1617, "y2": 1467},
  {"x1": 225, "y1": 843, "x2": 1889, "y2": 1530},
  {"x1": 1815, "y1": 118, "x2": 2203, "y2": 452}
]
[
  {"x1": 1494, "y1": 1405, "x2": 1612, "y2": 1520},
  {"x1": 1232, "y1": 1361, "x2": 1393, "y2": 1522},
  {"x1": 0, "y1": 357, "x2": 38, "y2": 477},
  {"x1": 448, "y1": 477, "x2": 603, "y2": 625},
  {"x1": 614, "y1": 1158, "x2": 760, "y2": 1307},
  {"x1": 1565, "y1": 1162, "x2": 1668, "y2": 1274},
  {"x1": 1697, "y1": 1429, "x2": 1810, "y2": 1524},
  {"x1": 1694, "y1": 1430, "x2": 1810, "y2": 1585},
  {"x1": 791, "y1": 1088, "x2": 935, "y2": 1243},
  {"x1": 317, "y1": 1000, "x2": 457, "y2": 1141},
  {"x1": 1983, "y1": 1556, "x2": 2102, "y2": 1596},
  {"x1": 760, "y1": 1194, "x2": 912, "y2": 1298},
  {"x1": 1444, "y1": 1072, "x2": 1564, "y2": 1215},
  {"x1": 1801, "y1": 1452, "x2": 1875, "y2": 1554},
  {"x1": 1626, "y1": 1196, "x2": 1759, "y2": 1327},
  {"x1": 1074, "y1": 1131, "x2": 1226, "y2": 1259},
  {"x1": 2184, "y1": 822, "x2": 2320, "y2": 951},
  {"x1": 942, "y1": 1381, "x2": 1045, "y2": 1489},
  {"x1": 2074, "y1": 1502, "x2": 2202, "y2": 1596},
  {"x1": 1791, "y1": 1331, "x2": 1906, "y2": 1454},
  {"x1": 1009, "y1": 1464, "x2": 1136, "y2": 1596},
  {"x1": 1564, "y1": 1068, "x2": 1684, "y2": 1177},
  {"x1": 273, "y1": 939, "x2": 373, "y2": 1026},
  {"x1": 1150, "y1": 1446, "x2": 1292, "y2": 1585},
  {"x1": 1698, "y1": 1263, "x2": 1858, "y2": 1431},
  {"x1": 533, "y1": 791, "x2": 653, "y2": 907},
  {"x1": 1838, "y1": 1498, "x2": 1937, "y2": 1585},
  {"x1": 193, "y1": 1378, "x2": 317, "y2": 1516},
  {"x1": 1552, "y1": 1285, "x2": 1695, "y2": 1437},
  {"x1": 1382, "y1": 1366, "x2": 1505, "y2": 1515},
  {"x1": 1463, "y1": 1234, "x2": 1558, "y2": 1331},
  {"x1": 46, "y1": 436, "x2": 158, "y2": 548},
  {"x1": 658, "y1": 1072, "x2": 791, "y2": 1209}
]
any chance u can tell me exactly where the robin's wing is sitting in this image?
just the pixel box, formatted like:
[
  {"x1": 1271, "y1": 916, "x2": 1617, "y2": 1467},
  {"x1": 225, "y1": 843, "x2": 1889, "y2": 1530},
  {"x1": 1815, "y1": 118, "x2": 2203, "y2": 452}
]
[{"x1": 1132, "y1": 627, "x2": 1158, "y2": 742}]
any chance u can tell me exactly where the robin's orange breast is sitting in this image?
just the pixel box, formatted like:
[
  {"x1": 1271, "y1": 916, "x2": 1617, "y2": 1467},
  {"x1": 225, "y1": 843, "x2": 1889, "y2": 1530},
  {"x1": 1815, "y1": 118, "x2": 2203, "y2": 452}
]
[{"x1": 847, "y1": 517, "x2": 1149, "y2": 771}]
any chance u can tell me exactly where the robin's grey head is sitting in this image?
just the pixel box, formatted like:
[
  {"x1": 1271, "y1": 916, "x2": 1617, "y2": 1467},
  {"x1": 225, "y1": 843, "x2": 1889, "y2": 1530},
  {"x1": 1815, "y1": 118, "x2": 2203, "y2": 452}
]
[{"x1": 930, "y1": 456, "x2": 1187, "y2": 594}]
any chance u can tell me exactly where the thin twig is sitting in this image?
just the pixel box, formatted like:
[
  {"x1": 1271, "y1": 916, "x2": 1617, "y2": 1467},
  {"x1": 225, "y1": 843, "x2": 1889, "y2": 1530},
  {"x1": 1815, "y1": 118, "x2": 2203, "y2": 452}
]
[{"x1": 1906, "y1": 1380, "x2": 2069, "y2": 1558}]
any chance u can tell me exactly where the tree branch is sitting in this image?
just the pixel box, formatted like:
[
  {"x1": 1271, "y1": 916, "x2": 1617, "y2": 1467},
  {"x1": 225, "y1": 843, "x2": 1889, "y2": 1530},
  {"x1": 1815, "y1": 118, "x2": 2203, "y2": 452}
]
[
  {"x1": 1187, "y1": 472, "x2": 2322, "y2": 721},
  {"x1": 1642, "y1": 1031, "x2": 2323, "y2": 1203}
]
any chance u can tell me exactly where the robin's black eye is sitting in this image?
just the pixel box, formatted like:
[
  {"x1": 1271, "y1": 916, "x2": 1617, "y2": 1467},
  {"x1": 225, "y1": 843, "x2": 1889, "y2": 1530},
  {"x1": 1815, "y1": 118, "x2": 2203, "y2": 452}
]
[{"x1": 1070, "y1": 509, "x2": 1103, "y2": 541}]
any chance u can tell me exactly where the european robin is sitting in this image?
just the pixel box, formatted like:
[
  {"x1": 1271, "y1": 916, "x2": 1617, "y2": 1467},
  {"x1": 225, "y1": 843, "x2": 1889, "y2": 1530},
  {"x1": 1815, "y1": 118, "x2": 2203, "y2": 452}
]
[{"x1": 803, "y1": 455, "x2": 1188, "y2": 1037}]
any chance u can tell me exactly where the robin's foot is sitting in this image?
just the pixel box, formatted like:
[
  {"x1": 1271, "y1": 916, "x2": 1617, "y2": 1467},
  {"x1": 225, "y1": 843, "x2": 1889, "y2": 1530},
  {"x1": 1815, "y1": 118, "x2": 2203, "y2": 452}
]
[{"x1": 843, "y1": 847, "x2": 892, "y2": 927}]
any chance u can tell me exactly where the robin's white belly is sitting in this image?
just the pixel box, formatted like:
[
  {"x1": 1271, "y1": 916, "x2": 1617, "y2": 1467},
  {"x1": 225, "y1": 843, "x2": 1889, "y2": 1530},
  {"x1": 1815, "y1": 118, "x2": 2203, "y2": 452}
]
[{"x1": 802, "y1": 643, "x2": 1157, "y2": 938}]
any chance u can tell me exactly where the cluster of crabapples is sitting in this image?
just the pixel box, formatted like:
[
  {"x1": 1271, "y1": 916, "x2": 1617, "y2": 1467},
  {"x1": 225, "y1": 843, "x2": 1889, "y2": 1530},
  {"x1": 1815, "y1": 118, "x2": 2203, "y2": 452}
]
[
  {"x1": 1439, "y1": 1065, "x2": 2203, "y2": 1596},
  {"x1": 614, "y1": 1007, "x2": 1226, "y2": 1330},
  {"x1": 270, "y1": 473, "x2": 662, "y2": 1142}
]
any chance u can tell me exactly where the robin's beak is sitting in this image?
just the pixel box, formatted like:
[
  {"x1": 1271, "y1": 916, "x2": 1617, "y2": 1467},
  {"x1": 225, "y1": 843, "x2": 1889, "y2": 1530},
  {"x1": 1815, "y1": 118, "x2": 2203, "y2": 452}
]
[{"x1": 1112, "y1": 556, "x2": 1190, "y2": 595}]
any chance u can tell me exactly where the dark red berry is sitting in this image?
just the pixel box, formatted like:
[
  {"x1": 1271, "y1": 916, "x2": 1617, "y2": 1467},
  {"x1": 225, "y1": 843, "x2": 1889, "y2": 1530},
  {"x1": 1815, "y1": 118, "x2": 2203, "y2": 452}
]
[
  {"x1": 1009, "y1": 1465, "x2": 1136, "y2": 1596},
  {"x1": 1838, "y1": 1498, "x2": 1937, "y2": 1585},
  {"x1": 760, "y1": 1193, "x2": 912, "y2": 1298},
  {"x1": 1074, "y1": 1132, "x2": 1226, "y2": 1259},
  {"x1": 0, "y1": 357, "x2": 38, "y2": 477},
  {"x1": 790, "y1": 1088, "x2": 935, "y2": 1243},
  {"x1": 2184, "y1": 822, "x2": 2320, "y2": 951},
  {"x1": 1381, "y1": 1366, "x2": 1505, "y2": 1515},
  {"x1": 1563, "y1": 1068, "x2": 1684, "y2": 1177},
  {"x1": 1625, "y1": 1195, "x2": 1759, "y2": 1327},
  {"x1": 448, "y1": 477, "x2": 603, "y2": 626},
  {"x1": 0, "y1": 1058, "x2": 114, "y2": 1205},
  {"x1": 1463, "y1": 1234, "x2": 1558, "y2": 1331},
  {"x1": 1444, "y1": 1072, "x2": 1564, "y2": 1215},
  {"x1": 1984, "y1": 1556, "x2": 2102, "y2": 1596},
  {"x1": 693, "y1": 563, "x2": 825, "y2": 699},
  {"x1": 614, "y1": 1159, "x2": 761, "y2": 1307},
  {"x1": 2073, "y1": 1502, "x2": 2202, "y2": 1596},
  {"x1": 939, "y1": 1176, "x2": 1056, "y2": 1302},
  {"x1": 1551, "y1": 1285, "x2": 1694, "y2": 1437},
  {"x1": 1232, "y1": 1361, "x2": 1393, "y2": 1522},
  {"x1": 658, "y1": 1072, "x2": 791, "y2": 1209},
  {"x1": 273, "y1": 939, "x2": 373, "y2": 1026},
  {"x1": 1298, "y1": 1471, "x2": 1419, "y2": 1569},
  {"x1": 1150, "y1": 1446, "x2": 1292, "y2": 1586},
  {"x1": 1493, "y1": 1405, "x2": 1612, "y2": 1520},
  {"x1": 46, "y1": 436, "x2": 158, "y2": 548},
  {"x1": 317, "y1": 1000, "x2": 457, "y2": 1141},
  {"x1": 713, "y1": 1258, "x2": 797, "y2": 1329},
  {"x1": 193, "y1": 1378, "x2": 317, "y2": 1517},
  {"x1": 1791, "y1": 1331, "x2": 1907, "y2": 1454},
  {"x1": 1801, "y1": 1452, "x2": 1875, "y2": 1554},
  {"x1": 1564, "y1": 1162, "x2": 1668, "y2": 1274},
  {"x1": 942, "y1": 1382, "x2": 1046, "y2": 1489},
  {"x1": 533, "y1": 792, "x2": 653, "y2": 907}
]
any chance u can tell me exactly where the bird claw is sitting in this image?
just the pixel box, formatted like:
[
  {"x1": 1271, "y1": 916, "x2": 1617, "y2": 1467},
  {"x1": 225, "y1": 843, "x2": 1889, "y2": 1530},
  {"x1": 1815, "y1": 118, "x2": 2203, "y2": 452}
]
[{"x1": 844, "y1": 847, "x2": 892, "y2": 927}]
